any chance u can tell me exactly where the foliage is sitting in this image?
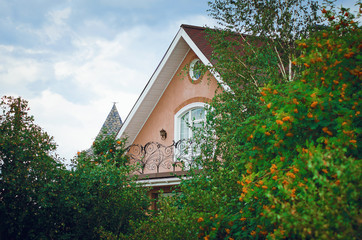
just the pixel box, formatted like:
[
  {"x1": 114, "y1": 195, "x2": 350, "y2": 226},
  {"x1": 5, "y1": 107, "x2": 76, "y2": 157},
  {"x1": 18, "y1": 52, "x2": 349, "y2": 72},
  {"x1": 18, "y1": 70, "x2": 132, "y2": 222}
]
[
  {"x1": 62, "y1": 134, "x2": 150, "y2": 239},
  {"x1": 194, "y1": 4, "x2": 361, "y2": 240},
  {"x1": 0, "y1": 96, "x2": 64, "y2": 239},
  {"x1": 0, "y1": 97, "x2": 150, "y2": 239},
  {"x1": 202, "y1": 0, "x2": 321, "y2": 166},
  {"x1": 129, "y1": 194, "x2": 199, "y2": 240}
]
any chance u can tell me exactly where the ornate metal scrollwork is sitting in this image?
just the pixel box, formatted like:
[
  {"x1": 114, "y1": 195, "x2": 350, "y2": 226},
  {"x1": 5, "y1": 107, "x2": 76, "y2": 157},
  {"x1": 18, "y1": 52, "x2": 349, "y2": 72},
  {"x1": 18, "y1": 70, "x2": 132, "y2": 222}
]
[{"x1": 126, "y1": 139, "x2": 201, "y2": 174}]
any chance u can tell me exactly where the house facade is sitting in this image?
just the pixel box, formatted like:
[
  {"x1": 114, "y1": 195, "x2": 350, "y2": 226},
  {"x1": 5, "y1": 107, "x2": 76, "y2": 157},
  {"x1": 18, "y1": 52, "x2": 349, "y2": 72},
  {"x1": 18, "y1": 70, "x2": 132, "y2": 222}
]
[{"x1": 104, "y1": 25, "x2": 224, "y2": 205}]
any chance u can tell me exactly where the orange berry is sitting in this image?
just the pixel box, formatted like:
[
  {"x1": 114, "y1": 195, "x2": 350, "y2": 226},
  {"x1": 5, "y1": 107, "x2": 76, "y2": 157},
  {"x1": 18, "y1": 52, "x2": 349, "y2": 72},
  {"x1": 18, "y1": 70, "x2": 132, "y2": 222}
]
[
  {"x1": 282, "y1": 116, "x2": 290, "y2": 122},
  {"x1": 276, "y1": 120, "x2": 284, "y2": 125},
  {"x1": 311, "y1": 101, "x2": 318, "y2": 108},
  {"x1": 247, "y1": 134, "x2": 253, "y2": 141},
  {"x1": 286, "y1": 172, "x2": 296, "y2": 179}
]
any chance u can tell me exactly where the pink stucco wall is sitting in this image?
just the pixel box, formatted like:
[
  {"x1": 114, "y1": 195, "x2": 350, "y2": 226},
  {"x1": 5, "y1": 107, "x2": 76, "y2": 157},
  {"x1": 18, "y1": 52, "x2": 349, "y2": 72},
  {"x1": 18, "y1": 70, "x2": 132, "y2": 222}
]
[
  {"x1": 133, "y1": 50, "x2": 219, "y2": 146},
  {"x1": 131, "y1": 50, "x2": 220, "y2": 174}
]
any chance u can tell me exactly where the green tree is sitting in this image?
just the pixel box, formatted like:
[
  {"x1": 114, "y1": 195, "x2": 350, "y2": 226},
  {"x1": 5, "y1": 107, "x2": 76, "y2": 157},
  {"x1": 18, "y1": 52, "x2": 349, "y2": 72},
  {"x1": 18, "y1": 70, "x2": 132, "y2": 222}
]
[
  {"x1": 0, "y1": 97, "x2": 150, "y2": 239},
  {"x1": 194, "y1": 4, "x2": 361, "y2": 239},
  {"x1": 58, "y1": 134, "x2": 150, "y2": 239},
  {"x1": 0, "y1": 96, "x2": 64, "y2": 239},
  {"x1": 199, "y1": 0, "x2": 321, "y2": 167}
]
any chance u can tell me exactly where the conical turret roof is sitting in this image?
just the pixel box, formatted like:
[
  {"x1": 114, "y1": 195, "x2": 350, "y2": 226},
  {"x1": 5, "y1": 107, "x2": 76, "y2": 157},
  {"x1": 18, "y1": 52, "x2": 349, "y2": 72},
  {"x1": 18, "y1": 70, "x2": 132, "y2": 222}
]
[{"x1": 96, "y1": 103, "x2": 122, "y2": 139}]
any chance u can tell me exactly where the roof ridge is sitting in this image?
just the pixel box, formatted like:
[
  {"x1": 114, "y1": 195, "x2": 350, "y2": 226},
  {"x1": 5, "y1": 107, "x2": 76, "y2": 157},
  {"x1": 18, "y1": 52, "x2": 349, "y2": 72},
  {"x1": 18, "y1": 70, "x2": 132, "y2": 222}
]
[{"x1": 180, "y1": 24, "x2": 207, "y2": 31}]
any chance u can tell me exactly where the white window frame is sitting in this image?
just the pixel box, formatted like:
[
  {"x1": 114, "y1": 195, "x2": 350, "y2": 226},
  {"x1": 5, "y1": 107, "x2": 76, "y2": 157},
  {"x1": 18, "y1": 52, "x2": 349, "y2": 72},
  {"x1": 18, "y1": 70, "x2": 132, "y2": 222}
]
[
  {"x1": 174, "y1": 102, "x2": 208, "y2": 165},
  {"x1": 174, "y1": 102, "x2": 207, "y2": 142}
]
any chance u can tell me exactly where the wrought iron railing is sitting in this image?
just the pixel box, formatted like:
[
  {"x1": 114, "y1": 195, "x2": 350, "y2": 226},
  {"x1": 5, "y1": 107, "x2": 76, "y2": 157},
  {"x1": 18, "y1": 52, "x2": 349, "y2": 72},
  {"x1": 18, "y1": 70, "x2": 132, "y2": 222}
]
[{"x1": 126, "y1": 139, "x2": 201, "y2": 174}]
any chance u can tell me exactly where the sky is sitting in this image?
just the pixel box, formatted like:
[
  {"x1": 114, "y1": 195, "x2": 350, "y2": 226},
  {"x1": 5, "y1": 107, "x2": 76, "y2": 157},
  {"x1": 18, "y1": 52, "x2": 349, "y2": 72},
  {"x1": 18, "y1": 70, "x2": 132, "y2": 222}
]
[
  {"x1": 0, "y1": 0, "x2": 359, "y2": 164},
  {"x1": 0, "y1": 0, "x2": 217, "y2": 162}
]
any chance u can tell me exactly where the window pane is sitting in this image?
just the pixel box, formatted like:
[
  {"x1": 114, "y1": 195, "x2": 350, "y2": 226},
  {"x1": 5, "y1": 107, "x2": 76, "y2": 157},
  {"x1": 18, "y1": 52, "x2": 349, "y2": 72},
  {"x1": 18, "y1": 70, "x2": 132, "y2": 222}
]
[
  {"x1": 180, "y1": 112, "x2": 189, "y2": 140},
  {"x1": 193, "y1": 122, "x2": 203, "y2": 129},
  {"x1": 193, "y1": 60, "x2": 202, "y2": 79},
  {"x1": 191, "y1": 108, "x2": 204, "y2": 121}
]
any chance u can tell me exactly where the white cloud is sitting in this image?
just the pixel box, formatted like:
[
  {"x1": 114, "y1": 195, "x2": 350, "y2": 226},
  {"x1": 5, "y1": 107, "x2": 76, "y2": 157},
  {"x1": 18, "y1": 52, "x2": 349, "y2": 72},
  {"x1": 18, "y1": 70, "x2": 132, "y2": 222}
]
[
  {"x1": 0, "y1": 48, "x2": 44, "y2": 88},
  {"x1": 39, "y1": 8, "x2": 73, "y2": 44},
  {"x1": 48, "y1": 7, "x2": 72, "y2": 26},
  {"x1": 29, "y1": 90, "x2": 138, "y2": 162}
]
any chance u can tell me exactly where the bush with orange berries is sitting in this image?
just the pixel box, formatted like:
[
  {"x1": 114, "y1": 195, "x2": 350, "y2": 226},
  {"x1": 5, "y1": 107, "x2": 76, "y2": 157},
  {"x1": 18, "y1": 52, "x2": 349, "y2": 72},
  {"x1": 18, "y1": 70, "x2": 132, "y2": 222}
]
[{"x1": 194, "y1": 4, "x2": 361, "y2": 240}]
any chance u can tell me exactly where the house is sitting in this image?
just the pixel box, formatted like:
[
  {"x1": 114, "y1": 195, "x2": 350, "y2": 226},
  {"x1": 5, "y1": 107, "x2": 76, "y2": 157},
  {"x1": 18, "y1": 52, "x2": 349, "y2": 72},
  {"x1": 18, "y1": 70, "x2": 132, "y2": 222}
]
[{"x1": 102, "y1": 25, "x2": 225, "y2": 206}]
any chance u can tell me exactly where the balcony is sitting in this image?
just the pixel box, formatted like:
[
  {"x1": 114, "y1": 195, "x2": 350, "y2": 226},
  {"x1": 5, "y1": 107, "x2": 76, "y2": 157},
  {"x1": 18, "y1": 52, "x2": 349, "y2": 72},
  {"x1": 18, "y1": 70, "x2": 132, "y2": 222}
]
[{"x1": 126, "y1": 139, "x2": 201, "y2": 179}]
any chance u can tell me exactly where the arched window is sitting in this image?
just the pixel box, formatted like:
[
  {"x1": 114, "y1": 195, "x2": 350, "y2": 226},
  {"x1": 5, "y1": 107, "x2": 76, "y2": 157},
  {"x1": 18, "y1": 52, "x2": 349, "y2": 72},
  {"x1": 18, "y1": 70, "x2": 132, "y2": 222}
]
[
  {"x1": 174, "y1": 103, "x2": 207, "y2": 166},
  {"x1": 174, "y1": 102, "x2": 206, "y2": 142}
]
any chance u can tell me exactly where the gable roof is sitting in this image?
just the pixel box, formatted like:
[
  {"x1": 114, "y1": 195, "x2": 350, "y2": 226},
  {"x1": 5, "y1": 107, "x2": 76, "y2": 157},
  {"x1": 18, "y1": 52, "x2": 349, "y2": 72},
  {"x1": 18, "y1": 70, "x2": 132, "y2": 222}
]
[
  {"x1": 97, "y1": 103, "x2": 122, "y2": 139},
  {"x1": 116, "y1": 24, "x2": 224, "y2": 145},
  {"x1": 181, "y1": 24, "x2": 213, "y2": 62}
]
